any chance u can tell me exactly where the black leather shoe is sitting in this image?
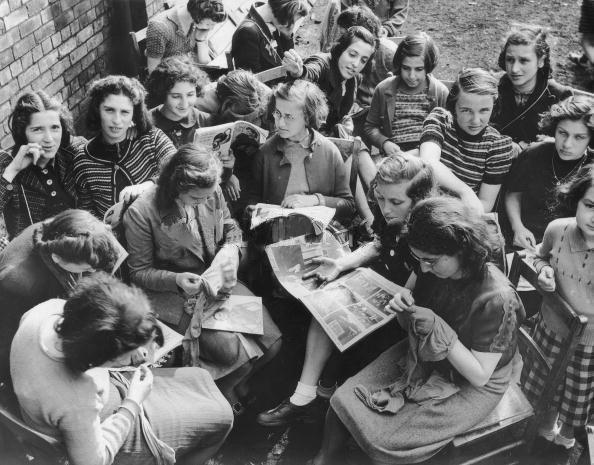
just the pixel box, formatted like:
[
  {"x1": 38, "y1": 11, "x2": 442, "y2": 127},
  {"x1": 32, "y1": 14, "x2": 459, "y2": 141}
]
[{"x1": 257, "y1": 398, "x2": 320, "y2": 427}]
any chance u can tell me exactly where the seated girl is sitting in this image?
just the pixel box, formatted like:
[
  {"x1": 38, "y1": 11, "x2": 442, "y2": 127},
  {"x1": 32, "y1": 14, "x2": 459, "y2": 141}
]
[
  {"x1": 419, "y1": 68, "x2": 514, "y2": 212},
  {"x1": 145, "y1": 56, "x2": 213, "y2": 148},
  {"x1": 505, "y1": 95, "x2": 593, "y2": 250},
  {"x1": 0, "y1": 91, "x2": 85, "y2": 239},
  {"x1": 123, "y1": 144, "x2": 281, "y2": 409},
  {"x1": 311, "y1": 197, "x2": 525, "y2": 465},
  {"x1": 491, "y1": 26, "x2": 573, "y2": 151},
  {"x1": 11, "y1": 273, "x2": 233, "y2": 465},
  {"x1": 73, "y1": 75, "x2": 176, "y2": 218},
  {"x1": 365, "y1": 32, "x2": 449, "y2": 155},
  {"x1": 283, "y1": 27, "x2": 377, "y2": 136},
  {"x1": 247, "y1": 80, "x2": 355, "y2": 222}
]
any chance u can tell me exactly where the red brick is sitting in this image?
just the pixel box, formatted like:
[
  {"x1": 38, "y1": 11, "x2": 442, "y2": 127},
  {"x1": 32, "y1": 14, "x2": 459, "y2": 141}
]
[
  {"x1": 0, "y1": 67, "x2": 11, "y2": 86},
  {"x1": 34, "y1": 69, "x2": 53, "y2": 90},
  {"x1": 55, "y1": 10, "x2": 74, "y2": 31},
  {"x1": 41, "y1": 38, "x2": 53, "y2": 55},
  {"x1": 38, "y1": 49, "x2": 59, "y2": 74},
  {"x1": 63, "y1": 61, "x2": 82, "y2": 84},
  {"x1": 60, "y1": 0, "x2": 79, "y2": 9},
  {"x1": 50, "y1": 59, "x2": 69, "y2": 79},
  {"x1": 18, "y1": 63, "x2": 40, "y2": 88},
  {"x1": 69, "y1": 18, "x2": 81, "y2": 36},
  {"x1": 12, "y1": 35, "x2": 34, "y2": 58},
  {"x1": 58, "y1": 37, "x2": 76, "y2": 58},
  {"x1": 46, "y1": 76, "x2": 65, "y2": 97},
  {"x1": 0, "y1": 80, "x2": 19, "y2": 106},
  {"x1": 0, "y1": 2, "x2": 9, "y2": 17},
  {"x1": 51, "y1": 32, "x2": 62, "y2": 49},
  {"x1": 69, "y1": 43, "x2": 88, "y2": 65},
  {"x1": 26, "y1": 0, "x2": 46, "y2": 15},
  {"x1": 87, "y1": 32, "x2": 104, "y2": 51},
  {"x1": 9, "y1": 59, "x2": 22, "y2": 77},
  {"x1": 81, "y1": 49, "x2": 97, "y2": 70},
  {"x1": 8, "y1": 0, "x2": 22, "y2": 10},
  {"x1": 73, "y1": 0, "x2": 92, "y2": 17},
  {"x1": 34, "y1": 22, "x2": 56, "y2": 42},
  {"x1": 77, "y1": 24, "x2": 94, "y2": 45},
  {"x1": 41, "y1": 5, "x2": 53, "y2": 23},
  {"x1": 20, "y1": 51, "x2": 33, "y2": 71},
  {"x1": 60, "y1": 25, "x2": 71, "y2": 41},
  {"x1": 32, "y1": 45, "x2": 43, "y2": 63},
  {"x1": 4, "y1": 6, "x2": 27, "y2": 31},
  {"x1": 19, "y1": 15, "x2": 42, "y2": 39}
]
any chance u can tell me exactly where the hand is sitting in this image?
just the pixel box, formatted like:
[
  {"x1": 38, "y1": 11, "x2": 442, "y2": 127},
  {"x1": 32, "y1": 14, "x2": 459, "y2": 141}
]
[
  {"x1": 537, "y1": 266, "x2": 556, "y2": 292},
  {"x1": 409, "y1": 305, "x2": 437, "y2": 336},
  {"x1": 282, "y1": 49, "x2": 303, "y2": 77},
  {"x1": 119, "y1": 181, "x2": 153, "y2": 205},
  {"x1": 176, "y1": 272, "x2": 203, "y2": 295},
  {"x1": 125, "y1": 124, "x2": 138, "y2": 141},
  {"x1": 302, "y1": 256, "x2": 344, "y2": 283},
  {"x1": 382, "y1": 140, "x2": 402, "y2": 157},
  {"x1": 512, "y1": 225, "x2": 537, "y2": 252},
  {"x1": 535, "y1": 135, "x2": 554, "y2": 144},
  {"x1": 127, "y1": 365, "x2": 153, "y2": 405},
  {"x1": 3, "y1": 143, "x2": 43, "y2": 182},
  {"x1": 220, "y1": 256, "x2": 238, "y2": 290},
  {"x1": 222, "y1": 175, "x2": 241, "y2": 202},
  {"x1": 379, "y1": 26, "x2": 389, "y2": 38},
  {"x1": 281, "y1": 194, "x2": 319, "y2": 208},
  {"x1": 385, "y1": 290, "x2": 415, "y2": 314}
]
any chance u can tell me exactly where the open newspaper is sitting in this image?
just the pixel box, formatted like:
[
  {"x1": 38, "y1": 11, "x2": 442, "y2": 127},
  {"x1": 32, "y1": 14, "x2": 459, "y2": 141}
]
[
  {"x1": 251, "y1": 203, "x2": 336, "y2": 235},
  {"x1": 203, "y1": 295, "x2": 264, "y2": 335},
  {"x1": 193, "y1": 121, "x2": 268, "y2": 169},
  {"x1": 266, "y1": 233, "x2": 404, "y2": 351}
]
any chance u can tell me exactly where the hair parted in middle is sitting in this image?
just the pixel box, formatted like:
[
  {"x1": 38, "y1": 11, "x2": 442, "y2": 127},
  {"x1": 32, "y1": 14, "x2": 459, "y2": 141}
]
[
  {"x1": 268, "y1": 79, "x2": 329, "y2": 130},
  {"x1": 538, "y1": 94, "x2": 594, "y2": 137},
  {"x1": 86, "y1": 75, "x2": 153, "y2": 136},
  {"x1": 407, "y1": 196, "x2": 499, "y2": 277},
  {"x1": 336, "y1": 5, "x2": 381, "y2": 38},
  {"x1": 187, "y1": 0, "x2": 227, "y2": 23},
  {"x1": 330, "y1": 26, "x2": 378, "y2": 76},
  {"x1": 156, "y1": 143, "x2": 222, "y2": 209},
  {"x1": 392, "y1": 32, "x2": 440, "y2": 75},
  {"x1": 445, "y1": 68, "x2": 498, "y2": 114},
  {"x1": 269, "y1": 0, "x2": 310, "y2": 28},
  {"x1": 498, "y1": 25, "x2": 551, "y2": 78}
]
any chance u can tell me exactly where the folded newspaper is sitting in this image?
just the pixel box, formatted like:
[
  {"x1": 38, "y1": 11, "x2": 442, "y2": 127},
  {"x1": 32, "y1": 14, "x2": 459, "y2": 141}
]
[
  {"x1": 250, "y1": 203, "x2": 336, "y2": 235},
  {"x1": 266, "y1": 233, "x2": 404, "y2": 351},
  {"x1": 193, "y1": 121, "x2": 268, "y2": 169},
  {"x1": 202, "y1": 295, "x2": 264, "y2": 335}
]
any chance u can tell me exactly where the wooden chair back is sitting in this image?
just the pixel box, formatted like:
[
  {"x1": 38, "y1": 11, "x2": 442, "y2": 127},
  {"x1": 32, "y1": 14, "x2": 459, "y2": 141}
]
[{"x1": 129, "y1": 27, "x2": 148, "y2": 81}]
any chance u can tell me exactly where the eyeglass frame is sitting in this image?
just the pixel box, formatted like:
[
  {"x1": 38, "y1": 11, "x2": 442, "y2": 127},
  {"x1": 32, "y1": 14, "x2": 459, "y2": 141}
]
[
  {"x1": 408, "y1": 246, "x2": 446, "y2": 268},
  {"x1": 272, "y1": 108, "x2": 300, "y2": 122}
]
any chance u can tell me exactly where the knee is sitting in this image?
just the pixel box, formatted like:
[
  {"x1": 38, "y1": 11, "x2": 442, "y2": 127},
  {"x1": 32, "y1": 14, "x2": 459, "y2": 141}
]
[{"x1": 200, "y1": 330, "x2": 242, "y2": 366}]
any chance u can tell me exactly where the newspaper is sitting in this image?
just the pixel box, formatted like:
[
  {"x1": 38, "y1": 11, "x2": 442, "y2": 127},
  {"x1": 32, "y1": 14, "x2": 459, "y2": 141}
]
[
  {"x1": 193, "y1": 121, "x2": 268, "y2": 169},
  {"x1": 250, "y1": 203, "x2": 336, "y2": 235},
  {"x1": 203, "y1": 295, "x2": 264, "y2": 335},
  {"x1": 266, "y1": 233, "x2": 404, "y2": 351}
]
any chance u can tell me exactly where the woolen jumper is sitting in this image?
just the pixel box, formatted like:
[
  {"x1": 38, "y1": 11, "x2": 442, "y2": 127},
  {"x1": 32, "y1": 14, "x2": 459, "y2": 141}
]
[
  {"x1": 146, "y1": 4, "x2": 196, "y2": 60},
  {"x1": 420, "y1": 107, "x2": 513, "y2": 193},
  {"x1": 73, "y1": 129, "x2": 176, "y2": 219},
  {"x1": 150, "y1": 106, "x2": 213, "y2": 148}
]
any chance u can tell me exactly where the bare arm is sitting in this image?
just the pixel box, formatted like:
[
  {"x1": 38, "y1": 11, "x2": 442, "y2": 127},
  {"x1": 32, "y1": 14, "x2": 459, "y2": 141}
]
[
  {"x1": 447, "y1": 343, "x2": 502, "y2": 387},
  {"x1": 477, "y1": 183, "x2": 501, "y2": 213}
]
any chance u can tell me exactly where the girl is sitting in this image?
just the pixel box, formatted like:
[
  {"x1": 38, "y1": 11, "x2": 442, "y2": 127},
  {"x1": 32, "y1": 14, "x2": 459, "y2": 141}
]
[
  {"x1": 491, "y1": 26, "x2": 573, "y2": 151},
  {"x1": 0, "y1": 91, "x2": 85, "y2": 239},
  {"x1": 505, "y1": 95, "x2": 594, "y2": 250},
  {"x1": 365, "y1": 32, "x2": 449, "y2": 155},
  {"x1": 312, "y1": 197, "x2": 524, "y2": 465},
  {"x1": 145, "y1": 57, "x2": 212, "y2": 148},
  {"x1": 522, "y1": 163, "x2": 594, "y2": 451},
  {"x1": 283, "y1": 26, "x2": 377, "y2": 135},
  {"x1": 73, "y1": 75, "x2": 176, "y2": 219},
  {"x1": 419, "y1": 68, "x2": 514, "y2": 212}
]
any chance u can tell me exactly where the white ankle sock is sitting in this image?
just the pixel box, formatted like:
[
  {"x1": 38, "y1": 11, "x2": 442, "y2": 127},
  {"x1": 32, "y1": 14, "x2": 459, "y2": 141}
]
[
  {"x1": 289, "y1": 382, "x2": 317, "y2": 406},
  {"x1": 554, "y1": 432, "x2": 575, "y2": 449}
]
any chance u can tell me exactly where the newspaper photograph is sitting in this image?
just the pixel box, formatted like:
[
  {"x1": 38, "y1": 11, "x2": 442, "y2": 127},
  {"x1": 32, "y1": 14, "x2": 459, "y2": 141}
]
[
  {"x1": 250, "y1": 203, "x2": 336, "y2": 233},
  {"x1": 202, "y1": 295, "x2": 264, "y2": 335},
  {"x1": 193, "y1": 121, "x2": 268, "y2": 169}
]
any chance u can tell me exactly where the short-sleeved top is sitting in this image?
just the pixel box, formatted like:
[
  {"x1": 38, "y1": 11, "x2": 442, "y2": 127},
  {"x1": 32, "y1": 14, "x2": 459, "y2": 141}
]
[
  {"x1": 420, "y1": 107, "x2": 514, "y2": 192},
  {"x1": 507, "y1": 141, "x2": 593, "y2": 243},
  {"x1": 146, "y1": 6, "x2": 195, "y2": 60},
  {"x1": 413, "y1": 263, "x2": 524, "y2": 371},
  {"x1": 150, "y1": 106, "x2": 213, "y2": 148}
]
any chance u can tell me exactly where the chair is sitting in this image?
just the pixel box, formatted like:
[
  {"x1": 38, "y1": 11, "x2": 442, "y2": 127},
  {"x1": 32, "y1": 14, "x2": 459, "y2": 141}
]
[
  {"x1": 432, "y1": 252, "x2": 588, "y2": 464},
  {"x1": 129, "y1": 27, "x2": 148, "y2": 81}
]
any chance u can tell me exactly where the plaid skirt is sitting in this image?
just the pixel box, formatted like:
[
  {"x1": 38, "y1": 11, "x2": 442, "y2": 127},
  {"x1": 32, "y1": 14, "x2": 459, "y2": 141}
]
[{"x1": 521, "y1": 315, "x2": 594, "y2": 428}]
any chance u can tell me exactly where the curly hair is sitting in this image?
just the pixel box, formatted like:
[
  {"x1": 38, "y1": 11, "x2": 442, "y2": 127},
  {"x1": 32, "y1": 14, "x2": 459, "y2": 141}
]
[
  {"x1": 269, "y1": 0, "x2": 310, "y2": 28},
  {"x1": 216, "y1": 69, "x2": 271, "y2": 124},
  {"x1": 145, "y1": 57, "x2": 210, "y2": 108},
  {"x1": 330, "y1": 26, "x2": 377, "y2": 77},
  {"x1": 370, "y1": 154, "x2": 437, "y2": 205},
  {"x1": 187, "y1": 0, "x2": 226, "y2": 23},
  {"x1": 268, "y1": 79, "x2": 329, "y2": 130},
  {"x1": 86, "y1": 75, "x2": 152, "y2": 136},
  {"x1": 34, "y1": 209, "x2": 120, "y2": 272},
  {"x1": 8, "y1": 91, "x2": 73, "y2": 155},
  {"x1": 156, "y1": 143, "x2": 222, "y2": 209},
  {"x1": 538, "y1": 94, "x2": 594, "y2": 137},
  {"x1": 337, "y1": 5, "x2": 381, "y2": 38},
  {"x1": 445, "y1": 68, "x2": 498, "y2": 114},
  {"x1": 407, "y1": 197, "x2": 499, "y2": 277},
  {"x1": 498, "y1": 25, "x2": 551, "y2": 78},
  {"x1": 56, "y1": 273, "x2": 163, "y2": 372},
  {"x1": 554, "y1": 163, "x2": 594, "y2": 216},
  {"x1": 393, "y1": 32, "x2": 440, "y2": 75}
]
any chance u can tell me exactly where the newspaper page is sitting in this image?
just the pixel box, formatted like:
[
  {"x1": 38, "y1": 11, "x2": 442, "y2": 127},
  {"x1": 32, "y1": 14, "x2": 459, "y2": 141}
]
[
  {"x1": 250, "y1": 203, "x2": 336, "y2": 232},
  {"x1": 193, "y1": 121, "x2": 268, "y2": 169},
  {"x1": 202, "y1": 295, "x2": 264, "y2": 335}
]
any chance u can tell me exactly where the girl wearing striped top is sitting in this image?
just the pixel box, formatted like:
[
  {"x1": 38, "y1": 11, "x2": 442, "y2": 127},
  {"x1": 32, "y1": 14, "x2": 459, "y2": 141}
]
[
  {"x1": 365, "y1": 32, "x2": 449, "y2": 155},
  {"x1": 419, "y1": 68, "x2": 514, "y2": 213},
  {"x1": 73, "y1": 76, "x2": 176, "y2": 219}
]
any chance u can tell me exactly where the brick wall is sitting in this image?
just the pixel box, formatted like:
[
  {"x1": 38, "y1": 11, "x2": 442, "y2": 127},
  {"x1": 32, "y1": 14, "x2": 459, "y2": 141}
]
[{"x1": 0, "y1": 0, "x2": 112, "y2": 150}]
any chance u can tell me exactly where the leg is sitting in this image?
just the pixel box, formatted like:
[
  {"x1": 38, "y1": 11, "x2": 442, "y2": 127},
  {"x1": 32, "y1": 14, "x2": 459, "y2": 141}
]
[
  {"x1": 299, "y1": 319, "x2": 335, "y2": 386},
  {"x1": 311, "y1": 408, "x2": 352, "y2": 465}
]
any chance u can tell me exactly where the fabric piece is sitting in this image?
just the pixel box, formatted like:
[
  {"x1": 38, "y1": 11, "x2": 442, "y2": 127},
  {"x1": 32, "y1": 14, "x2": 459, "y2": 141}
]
[
  {"x1": 390, "y1": 92, "x2": 431, "y2": 146},
  {"x1": 283, "y1": 140, "x2": 311, "y2": 196}
]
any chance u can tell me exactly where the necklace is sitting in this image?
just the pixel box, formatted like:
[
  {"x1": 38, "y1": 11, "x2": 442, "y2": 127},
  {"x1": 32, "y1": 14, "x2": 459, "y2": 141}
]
[{"x1": 551, "y1": 152, "x2": 587, "y2": 186}]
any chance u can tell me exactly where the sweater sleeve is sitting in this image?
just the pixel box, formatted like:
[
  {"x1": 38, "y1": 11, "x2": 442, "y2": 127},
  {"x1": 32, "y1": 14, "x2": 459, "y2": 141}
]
[
  {"x1": 302, "y1": 54, "x2": 327, "y2": 83},
  {"x1": 231, "y1": 23, "x2": 264, "y2": 73},
  {"x1": 72, "y1": 155, "x2": 96, "y2": 216},
  {"x1": 364, "y1": 84, "x2": 390, "y2": 149},
  {"x1": 483, "y1": 134, "x2": 513, "y2": 185},
  {"x1": 533, "y1": 221, "x2": 556, "y2": 273},
  {"x1": 419, "y1": 107, "x2": 447, "y2": 146},
  {"x1": 146, "y1": 19, "x2": 167, "y2": 59}
]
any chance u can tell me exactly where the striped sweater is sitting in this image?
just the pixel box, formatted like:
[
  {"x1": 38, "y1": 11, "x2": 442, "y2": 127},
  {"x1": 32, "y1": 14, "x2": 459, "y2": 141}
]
[
  {"x1": 390, "y1": 92, "x2": 431, "y2": 145},
  {"x1": 73, "y1": 128, "x2": 176, "y2": 218},
  {"x1": 420, "y1": 107, "x2": 513, "y2": 192}
]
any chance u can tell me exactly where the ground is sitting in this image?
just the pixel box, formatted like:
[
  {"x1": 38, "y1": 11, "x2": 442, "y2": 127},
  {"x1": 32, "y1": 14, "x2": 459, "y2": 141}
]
[{"x1": 1, "y1": 1, "x2": 593, "y2": 464}]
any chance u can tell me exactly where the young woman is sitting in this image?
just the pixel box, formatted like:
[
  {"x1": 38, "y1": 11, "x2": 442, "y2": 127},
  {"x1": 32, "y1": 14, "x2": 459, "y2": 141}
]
[
  {"x1": 491, "y1": 26, "x2": 573, "y2": 151},
  {"x1": 365, "y1": 32, "x2": 449, "y2": 155},
  {"x1": 0, "y1": 91, "x2": 85, "y2": 239},
  {"x1": 312, "y1": 197, "x2": 524, "y2": 465},
  {"x1": 505, "y1": 95, "x2": 594, "y2": 250},
  {"x1": 11, "y1": 273, "x2": 233, "y2": 465},
  {"x1": 256, "y1": 155, "x2": 435, "y2": 427},
  {"x1": 73, "y1": 75, "x2": 176, "y2": 219},
  {"x1": 247, "y1": 80, "x2": 355, "y2": 221},
  {"x1": 123, "y1": 144, "x2": 281, "y2": 408},
  {"x1": 283, "y1": 26, "x2": 377, "y2": 135},
  {"x1": 523, "y1": 164, "x2": 594, "y2": 451},
  {"x1": 146, "y1": 57, "x2": 212, "y2": 148},
  {"x1": 231, "y1": 0, "x2": 310, "y2": 73},
  {"x1": 419, "y1": 68, "x2": 514, "y2": 212}
]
